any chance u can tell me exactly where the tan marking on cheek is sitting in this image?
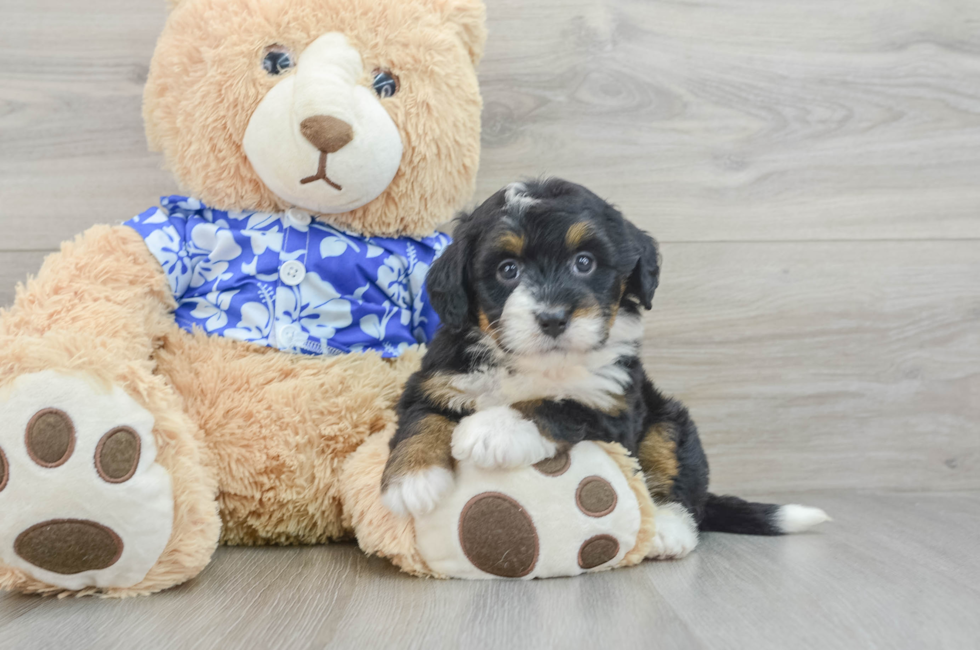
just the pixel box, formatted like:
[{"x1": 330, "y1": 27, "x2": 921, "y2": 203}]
[
  {"x1": 566, "y1": 222, "x2": 594, "y2": 249},
  {"x1": 572, "y1": 304, "x2": 602, "y2": 320},
  {"x1": 381, "y1": 414, "x2": 456, "y2": 489},
  {"x1": 497, "y1": 231, "x2": 525, "y2": 256},
  {"x1": 638, "y1": 423, "x2": 679, "y2": 501},
  {"x1": 478, "y1": 310, "x2": 502, "y2": 343},
  {"x1": 608, "y1": 279, "x2": 628, "y2": 328}
]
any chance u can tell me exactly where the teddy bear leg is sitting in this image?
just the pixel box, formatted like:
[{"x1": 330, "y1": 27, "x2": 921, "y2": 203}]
[{"x1": 0, "y1": 226, "x2": 221, "y2": 596}]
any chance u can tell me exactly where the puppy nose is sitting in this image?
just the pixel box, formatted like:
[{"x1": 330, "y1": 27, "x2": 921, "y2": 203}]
[
  {"x1": 536, "y1": 310, "x2": 569, "y2": 338},
  {"x1": 300, "y1": 115, "x2": 354, "y2": 154}
]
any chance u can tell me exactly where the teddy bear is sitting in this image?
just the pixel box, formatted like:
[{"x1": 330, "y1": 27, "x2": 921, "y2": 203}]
[{"x1": 0, "y1": 0, "x2": 657, "y2": 596}]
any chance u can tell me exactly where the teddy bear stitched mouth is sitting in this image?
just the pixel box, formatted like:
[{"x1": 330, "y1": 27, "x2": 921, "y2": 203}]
[
  {"x1": 299, "y1": 151, "x2": 342, "y2": 191},
  {"x1": 298, "y1": 115, "x2": 352, "y2": 190}
]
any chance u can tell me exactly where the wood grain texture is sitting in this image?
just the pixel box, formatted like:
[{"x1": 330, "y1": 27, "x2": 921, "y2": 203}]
[
  {"x1": 2, "y1": 1, "x2": 979, "y2": 646},
  {"x1": 476, "y1": 0, "x2": 980, "y2": 242},
  {"x1": 0, "y1": 0, "x2": 976, "y2": 492},
  {"x1": 0, "y1": 491, "x2": 977, "y2": 650},
  {"x1": 0, "y1": 0, "x2": 177, "y2": 250},
  {"x1": 0, "y1": 5, "x2": 979, "y2": 642},
  {"x1": 646, "y1": 240, "x2": 980, "y2": 492},
  {"x1": 1, "y1": 0, "x2": 980, "y2": 247}
]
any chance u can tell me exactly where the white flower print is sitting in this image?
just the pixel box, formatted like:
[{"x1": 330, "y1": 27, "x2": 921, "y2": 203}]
[
  {"x1": 359, "y1": 302, "x2": 400, "y2": 341},
  {"x1": 174, "y1": 197, "x2": 203, "y2": 211},
  {"x1": 187, "y1": 221, "x2": 243, "y2": 289},
  {"x1": 139, "y1": 207, "x2": 170, "y2": 225},
  {"x1": 276, "y1": 272, "x2": 353, "y2": 343},
  {"x1": 317, "y1": 227, "x2": 363, "y2": 258},
  {"x1": 127, "y1": 197, "x2": 449, "y2": 360},
  {"x1": 186, "y1": 289, "x2": 239, "y2": 332},
  {"x1": 376, "y1": 255, "x2": 410, "y2": 308},
  {"x1": 144, "y1": 225, "x2": 193, "y2": 297},
  {"x1": 365, "y1": 242, "x2": 385, "y2": 259},
  {"x1": 223, "y1": 301, "x2": 272, "y2": 344}
]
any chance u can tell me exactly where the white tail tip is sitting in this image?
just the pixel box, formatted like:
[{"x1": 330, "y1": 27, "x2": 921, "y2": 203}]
[{"x1": 777, "y1": 504, "x2": 831, "y2": 533}]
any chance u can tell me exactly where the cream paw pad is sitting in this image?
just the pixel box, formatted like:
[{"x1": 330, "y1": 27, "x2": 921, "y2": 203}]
[
  {"x1": 0, "y1": 371, "x2": 173, "y2": 591},
  {"x1": 413, "y1": 442, "x2": 656, "y2": 579}
]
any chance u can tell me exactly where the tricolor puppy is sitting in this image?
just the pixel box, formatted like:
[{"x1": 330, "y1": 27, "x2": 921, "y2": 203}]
[{"x1": 381, "y1": 178, "x2": 828, "y2": 558}]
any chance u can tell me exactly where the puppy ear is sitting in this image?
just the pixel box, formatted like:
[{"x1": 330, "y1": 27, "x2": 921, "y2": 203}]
[
  {"x1": 623, "y1": 220, "x2": 661, "y2": 310},
  {"x1": 427, "y1": 215, "x2": 476, "y2": 331}
]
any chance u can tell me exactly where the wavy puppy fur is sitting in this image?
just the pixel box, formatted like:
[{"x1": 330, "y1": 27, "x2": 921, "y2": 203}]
[{"x1": 383, "y1": 178, "x2": 830, "y2": 550}]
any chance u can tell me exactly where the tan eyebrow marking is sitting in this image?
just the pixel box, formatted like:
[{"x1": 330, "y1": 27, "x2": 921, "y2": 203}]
[
  {"x1": 497, "y1": 231, "x2": 525, "y2": 256},
  {"x1": 566, "y1": 222, "x2": 594, "y2": 249}
]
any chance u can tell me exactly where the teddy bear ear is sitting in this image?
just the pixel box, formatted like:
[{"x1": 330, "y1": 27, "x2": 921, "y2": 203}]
[{"x1": 433, "y1": 0, "x2": 488, "y2": 65}]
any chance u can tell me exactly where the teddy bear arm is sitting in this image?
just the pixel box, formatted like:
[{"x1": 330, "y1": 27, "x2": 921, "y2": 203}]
[{"x1": 0, "y1": 225, "x2": 176, "y2": 353}]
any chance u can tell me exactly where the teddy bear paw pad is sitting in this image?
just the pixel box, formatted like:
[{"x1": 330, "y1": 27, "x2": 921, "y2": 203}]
[
  {"x1": 415, "y1": 442, "x2": 642, "y2": 579},
  {"x1": 0, "y1": 371, "x2": 173, "y2": 591}
]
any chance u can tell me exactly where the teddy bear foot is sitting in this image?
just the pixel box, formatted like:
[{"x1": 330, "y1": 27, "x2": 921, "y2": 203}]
[{"x1": 0, "y1": 371, "x2": 174, "y2": 591}]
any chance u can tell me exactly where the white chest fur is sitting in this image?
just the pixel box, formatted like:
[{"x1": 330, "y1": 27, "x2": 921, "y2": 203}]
[{"x1": 451, "y1": 314, "x2": 643, "y2": 411}]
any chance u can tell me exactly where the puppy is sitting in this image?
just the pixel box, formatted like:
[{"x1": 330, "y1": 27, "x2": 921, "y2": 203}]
[{"x1": 381, "y1": 178, "x2": 828, "y2": 559}]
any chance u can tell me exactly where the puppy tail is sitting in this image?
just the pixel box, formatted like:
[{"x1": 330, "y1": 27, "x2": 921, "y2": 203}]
[{"x1": 699, "y1": 493, "x2": 830, "y2": 535}]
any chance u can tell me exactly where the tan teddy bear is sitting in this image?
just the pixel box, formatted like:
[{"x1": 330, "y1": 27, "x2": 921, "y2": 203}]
[{"x1": 0, "y1": 0, "x2": 657, "y2": 596}]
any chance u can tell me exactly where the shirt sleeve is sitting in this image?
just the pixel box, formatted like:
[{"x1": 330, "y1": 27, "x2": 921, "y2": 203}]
[
  {"x1": 123, "y1": 204, "x2": 193, "y2": 300},
  {"x1": 410, "y1": 232, "x2": 452, "y2": 344}
]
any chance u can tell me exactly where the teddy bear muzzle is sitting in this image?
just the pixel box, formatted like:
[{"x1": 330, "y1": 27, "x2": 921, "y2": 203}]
[{"x1": 243, "y1": 32, "x2": 404, "y2": 217}]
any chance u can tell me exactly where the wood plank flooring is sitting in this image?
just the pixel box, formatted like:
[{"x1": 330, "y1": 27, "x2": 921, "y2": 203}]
[
  {"x1": 1, "y1": 492, "x2": 977, "y2": 650},
  {"x1": 0, "y1": 0, "x2": 977, "y2": 647}
]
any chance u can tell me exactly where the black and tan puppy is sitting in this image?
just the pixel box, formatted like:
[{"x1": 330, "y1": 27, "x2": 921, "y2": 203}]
[{"x1": 381, "y1": 178, "x2": 828, "y2": 558}]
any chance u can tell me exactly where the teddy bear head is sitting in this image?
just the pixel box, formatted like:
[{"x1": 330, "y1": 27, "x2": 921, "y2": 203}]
[{"x1": 144, "y1": 0, "x2": 486, "y2": 237}]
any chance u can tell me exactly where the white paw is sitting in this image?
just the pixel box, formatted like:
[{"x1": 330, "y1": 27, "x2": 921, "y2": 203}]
[
  {"x1": 452, "y1": 406, "x2": 557, "y2": 469},
  {"x1": 382, "y1": 466, "x2": 455, "y2": 517},
  {"x1": 777, "y1": 504, "x2": 831, "y2": 533},
  {"x1": 647, "y1": 502, "x2": 699, "y2": 560},
  {"x1": 0, "y1": 371, "x2": 173, "y2": 591}
]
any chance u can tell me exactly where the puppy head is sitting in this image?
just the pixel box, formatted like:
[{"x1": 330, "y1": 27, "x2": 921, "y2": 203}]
[{"x1": 428, "y1": 178, "x2": 660, "y2": 355}]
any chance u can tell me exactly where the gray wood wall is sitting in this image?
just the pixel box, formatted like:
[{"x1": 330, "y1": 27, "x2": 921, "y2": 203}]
[{"x1": 1, "y1": 0, "x2": 977, "y2": 493}]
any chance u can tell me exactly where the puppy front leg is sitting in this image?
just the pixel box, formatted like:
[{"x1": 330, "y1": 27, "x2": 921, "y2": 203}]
[
  {"x1": 452, "y1": 398, "x2": 621, "y2": 469},
  {"x1": 451, "y1": 405, "x2": 559, "y2": 469},
  {"x1": 381, "y1": 413, "x2": 457, "y2": 517}
]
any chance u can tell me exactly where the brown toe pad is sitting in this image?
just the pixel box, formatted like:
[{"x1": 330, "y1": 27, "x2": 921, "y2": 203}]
[
  {"x1": 15, "y1": 519, "x2": 124, "y2": 575},
  {"x1": 25, "y1": 408, "x2": 75, "y2": 468},
  {"x1": 578, "y1": 534, "x2": 619, "y2": 569},
  {"x1": 95, "y1": 427, "x2": 141, "y2": 483}
]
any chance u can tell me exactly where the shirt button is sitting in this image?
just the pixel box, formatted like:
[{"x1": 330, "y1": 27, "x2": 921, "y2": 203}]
[
  {"x1": 285, "y1": 208, "x2": 312, "y2": 228},
  {"x1": 280, "y1": 260, "x2": 306, "y2": 286},
  {"x1": 279, "y1": 324, "x2": 301, "y2": 346}
]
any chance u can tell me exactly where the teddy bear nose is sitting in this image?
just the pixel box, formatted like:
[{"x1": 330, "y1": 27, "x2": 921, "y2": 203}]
[{"x1": 300, "y1": 115, "x2": 354, "y2": 154}]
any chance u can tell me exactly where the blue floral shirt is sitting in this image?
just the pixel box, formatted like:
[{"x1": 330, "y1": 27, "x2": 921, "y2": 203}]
[{"x1": 125, "y1": 196, "x2": 450, "y2": 358}]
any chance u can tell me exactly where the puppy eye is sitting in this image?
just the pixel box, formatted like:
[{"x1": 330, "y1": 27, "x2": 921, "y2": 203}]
[
  {"x1": 497, "y1": 259, "x2": 521, "y2": 284},
  {"x1": 263, "y1": 47, "x2": 294, "y2": 76},
  {"x1": 372, "y1": 69, "x2": 399, "y2": 98},
  {"x1": 573, "y1": 252, "x2": 596, "y2": 275}
]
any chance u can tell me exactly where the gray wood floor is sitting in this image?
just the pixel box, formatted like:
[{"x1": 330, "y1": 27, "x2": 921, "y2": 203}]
[
  {"x1": 0, "y1": 0, "x2": 978, "y2": 648},
  {"x1": 1, "y1": 492, "x2": 978, "y2": 650}
]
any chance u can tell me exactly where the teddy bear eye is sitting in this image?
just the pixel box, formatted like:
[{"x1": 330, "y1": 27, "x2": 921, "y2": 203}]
[
  {"x1": 372, "y1": 69, "x2": 399, "y2": 98},
  {"x1": 263, "y1": 48, "x2": 294, "y2": 76}
]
